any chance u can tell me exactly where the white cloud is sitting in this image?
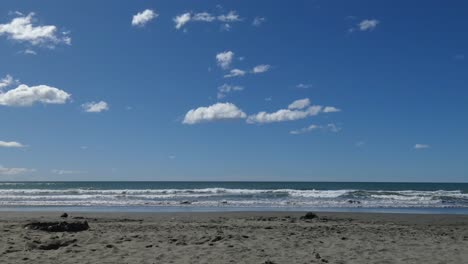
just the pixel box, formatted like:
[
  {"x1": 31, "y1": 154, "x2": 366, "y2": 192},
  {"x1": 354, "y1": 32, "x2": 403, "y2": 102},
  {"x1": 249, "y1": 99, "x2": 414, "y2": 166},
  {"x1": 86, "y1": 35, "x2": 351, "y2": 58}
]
[
  {"x1": 217, "y1": 11, "x2": 241, "y2": 22},
  {"x1": 252, "y1": 64, "x2": 271, "y2": 74},
  {"x1": 174, "y1": 11, "x2": 241, "y2": 30},
  {"x1": 0, "y1": 12, "x2": 71, "y2": 47},
  {"x1": 290, "y1": 124, "x2": 320, "y2": 135},
  {"x1": 193, "y1": 12, "x2": 216, "y2": 22},
  {"x1": 326, "y1": 123, "x2": 341, "y2": 132},
  {"x1": 355, "y1": 141, "x2": 366, "y2": 147},
  {"x1": 414, "y1": 144, "x2": 430, "y2": 149},
  {"x1": 0, "y1": 166, "x2": 35, "y2": 175},
  {"x1": 0, "y1": 74, "x2": 18, "y2": 89},
  {"x1": 23, "y1": 49, "x2": 37, "y2": 55},
  {"x1": 252, "y1": 17, "x2": 266, "y2": 27},
  {"x1": 0, "y1": 141, "x2": 24, "y2": 148},
  {"x1": 288, "y1": 98, "x2": 310, "y2": 110},
  {"x1": 51, "y1": 169, "x2": 86, "y2": 175},
  {"x1": 220, "y1": 23, "x2": 231, "y2": 32},
  {"x1": 247, "y1": 106, "x2": 322, "y2": 124},
  {"x1": 132, "y1": 9, "x2": 158, "y2": 27},
  {"x1": 323, "y1": 106, "x2": 341, "y2": 113},
  {"x1": 183, "y1": 102, "x2": 246, "y2": 124},
  {"x1": 174, "y1": 12, "x2": 191, "y2": 29},
  {"x1": 82, "y1": 101, "x2": 109, "y2": 113},
  {"x1": 0, "y1": 84, "x2": 71, "y2": 107},
  {"x1": 358, "y1": 19, "x2": 379, "y2": 31},
  {"x1": 290, "y1": 123, "x2": 341, "y2": 135},
  {"x1": 296, "y1": 83, "x2": 312, "y2": 89},
  {"x1": 224, "y1": 69, "x2": 246, "y2": 78},
  {"x1": 248, "y1": 98, "x2": 340, "y2": 124},
  {"x1": 216, "y1": 51, "x2": 234, "y2": 69},
  {"x1": 217, "y1": 84, "x2": 243, "y2": 99}
]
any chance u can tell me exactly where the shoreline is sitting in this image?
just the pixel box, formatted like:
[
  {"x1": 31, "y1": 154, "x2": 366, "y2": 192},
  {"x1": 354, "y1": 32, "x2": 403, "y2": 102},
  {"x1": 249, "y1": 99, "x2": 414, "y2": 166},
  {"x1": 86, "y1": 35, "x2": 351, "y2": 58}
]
[
  {"x1": 1, "y1": 206, "x2": 468, "y2": 215},
  {"x1": 1, "y1": 211, "x2": 467, "y2": 263}
]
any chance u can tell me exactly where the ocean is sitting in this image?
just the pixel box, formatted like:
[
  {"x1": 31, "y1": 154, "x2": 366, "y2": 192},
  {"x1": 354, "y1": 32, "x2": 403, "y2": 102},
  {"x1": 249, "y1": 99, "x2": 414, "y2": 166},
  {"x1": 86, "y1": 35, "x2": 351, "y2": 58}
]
[{"x1": 1, "y1": 181, "x2": 468, "y2": 214}]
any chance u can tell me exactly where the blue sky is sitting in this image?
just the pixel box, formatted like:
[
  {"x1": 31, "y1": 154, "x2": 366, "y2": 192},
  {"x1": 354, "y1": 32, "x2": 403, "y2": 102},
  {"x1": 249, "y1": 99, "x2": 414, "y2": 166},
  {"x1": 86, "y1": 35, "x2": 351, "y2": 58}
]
[{"x1": 0, "y1": 0, "x2": 467, "y2": 182}]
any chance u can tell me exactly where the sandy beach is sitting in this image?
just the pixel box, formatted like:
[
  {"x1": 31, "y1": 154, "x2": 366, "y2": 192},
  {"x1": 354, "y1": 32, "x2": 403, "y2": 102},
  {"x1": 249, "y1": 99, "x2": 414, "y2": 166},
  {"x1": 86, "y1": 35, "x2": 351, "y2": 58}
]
[{"x1": 0, "y1": 211, "x2": 466, "y2": 263}]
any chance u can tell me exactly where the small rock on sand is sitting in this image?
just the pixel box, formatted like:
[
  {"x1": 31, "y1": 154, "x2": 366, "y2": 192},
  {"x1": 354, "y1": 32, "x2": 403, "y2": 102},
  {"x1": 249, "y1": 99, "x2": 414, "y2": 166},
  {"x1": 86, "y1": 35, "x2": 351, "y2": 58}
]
[
  {"x1": 301, "y1": 212, "x2": 318, "y2": 220},
  {"x1": 24, "y1": 221, "x2": 89, "y2": 232}
]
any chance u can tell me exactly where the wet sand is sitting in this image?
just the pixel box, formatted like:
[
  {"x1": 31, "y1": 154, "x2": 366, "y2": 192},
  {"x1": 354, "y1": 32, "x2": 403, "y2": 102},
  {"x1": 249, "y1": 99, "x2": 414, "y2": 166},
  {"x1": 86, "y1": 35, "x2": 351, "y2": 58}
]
[{"x1": 0, "y1": 211, "x2": 467, "y2": 263}]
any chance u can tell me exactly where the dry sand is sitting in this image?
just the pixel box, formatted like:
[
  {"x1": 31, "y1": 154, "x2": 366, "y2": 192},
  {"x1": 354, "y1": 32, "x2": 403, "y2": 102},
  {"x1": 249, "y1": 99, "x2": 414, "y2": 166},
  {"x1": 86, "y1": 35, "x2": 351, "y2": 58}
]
[{"x1": 0, "y1": 211, "x2": 467, "y2": 263}]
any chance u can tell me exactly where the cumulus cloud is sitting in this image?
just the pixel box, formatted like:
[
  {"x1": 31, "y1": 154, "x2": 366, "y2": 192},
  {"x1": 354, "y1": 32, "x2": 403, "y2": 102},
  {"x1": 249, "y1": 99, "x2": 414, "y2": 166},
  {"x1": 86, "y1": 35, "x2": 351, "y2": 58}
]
[
  {"x1": 0, "y1": 84, "x2": 71, "y2": 107},
  {"x1": 247, "y1": 106, "x2": 322, "y2": 124},
  {"x1": 183, "y1": 102, "x2": 246, "y2": 124},
  {"x1": 252, "y1": 17, "x2": 266, "y2": 27},
  {"x1": 0, "y1": 74, "x2": 18, "y2": 89},
  {"x1": 323, "y1": 106, "x2": 341, "y2": 113},
  {"x1": 252, "y1": 64, "x2": 271, "y2": 74},
  {"x1": 132, "y1": 9, "x2": 158, "y2": 27},
  {"x1": 0, "y1": 166, "x2": 35, "y2": 175},
  {"x1": 0, "y1": 141, "x2": 25, "y2": 148},
  {"x1": 290, "y1": 123, "x2": 341, "y2": 135},
  {"x1": 224, "y1": 69, "x2": 246, "y2": 78},
  {"x1": 216, "y1": 51, "x2": 234, "y2": 69},
  {"x1": 174, "y1": 11, "x2": 241, "y2": 30},
  {"x1": 0, "y1": 12, "x2": 71, "y2": 47},
  {"x1": 414, "y1": 144, "x2": 430, "y2": 149},
  {"x1": 247, "y1": 98, "x2": 340, "y2": 124},
  {"x1": 217, "y1": 84, "x2": 243, "y2": 99},
  {"x1": 358, "y1": 19, "x2": 379, "y2": 31},
  {"x1": 288, "y1": 98, "x2": 310, "y2": 110},
  {"x1": 82, "y1": 101, "x2": 109, "y2": 113}
]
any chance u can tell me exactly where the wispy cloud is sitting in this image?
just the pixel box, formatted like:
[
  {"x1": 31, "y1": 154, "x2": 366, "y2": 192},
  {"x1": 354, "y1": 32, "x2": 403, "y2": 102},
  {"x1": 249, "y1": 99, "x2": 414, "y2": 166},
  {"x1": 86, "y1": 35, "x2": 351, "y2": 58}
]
[
  {"x1": 173, "y1": 12, "x2": 191, "y2": 29},
  {"x1": 323, "y1": 106, "x2": 341, "y2": 113},
  {"x1": 290, "y1": 124, "x2": 320, "y2": 135},
  {"x1": 414, "y1": 144, "x2": 430, "y2": 150},
  {"x1": 358, "y1": 19, "x2": 379, "y2": 31},
  {"x1": 183, "y1": 102, "x2": 246, "y2": 124},
  {"x1": 296, "y1": 83, "x2": 312, "y2": 89},
  {"x1": 252, "y1": 64, "x2": 271, "y2": 74},
  {"x1": 173, "y1": 11, "x2": 242, "y2": 30},
  {"x1": 217, "y1": 84, "x2": 243, "y2": 99},
  {"x1": 0, "y1": 74, "x2": 18, "y2": 89},
  {"x1": 51, "y1": 169, "x2": 86, "y2": 175},
  {"x1": 290, "y1": 123, "x2": 341, "y2": 135},
  {"x1": 0, "y1": 166, "x2": 35, "y2": 175},
  {"x1": 132, "y1": 9, "x2": 158, "y2": 27},
  {"x1": 0, "y1": 12, "x2": 71, "y2": 48},
  {"x1": 252, "y1": 17, "x2": 266, "y2": 27},
  {"x1": 224, "y1": 68, "x2": 246, "y2": 78},
  {"x1": 82, "y1": 101, "x2": 109, "y2": 113}
]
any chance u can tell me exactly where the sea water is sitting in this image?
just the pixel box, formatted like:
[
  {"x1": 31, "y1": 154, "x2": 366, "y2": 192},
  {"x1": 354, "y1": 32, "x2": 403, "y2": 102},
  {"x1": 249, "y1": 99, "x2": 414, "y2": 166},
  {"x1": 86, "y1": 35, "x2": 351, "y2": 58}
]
[{"x1": 1, "y1": 181, "x2": 467, "y2": 214}]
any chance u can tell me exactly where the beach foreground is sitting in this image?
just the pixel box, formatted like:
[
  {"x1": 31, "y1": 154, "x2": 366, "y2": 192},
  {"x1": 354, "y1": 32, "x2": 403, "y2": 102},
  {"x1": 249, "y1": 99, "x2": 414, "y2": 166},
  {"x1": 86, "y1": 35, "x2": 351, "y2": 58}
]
[{"x1": 0, "y1": 212, "x2": 467, "y2": 264}]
